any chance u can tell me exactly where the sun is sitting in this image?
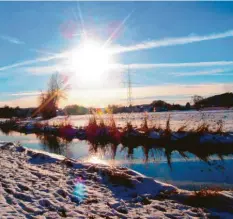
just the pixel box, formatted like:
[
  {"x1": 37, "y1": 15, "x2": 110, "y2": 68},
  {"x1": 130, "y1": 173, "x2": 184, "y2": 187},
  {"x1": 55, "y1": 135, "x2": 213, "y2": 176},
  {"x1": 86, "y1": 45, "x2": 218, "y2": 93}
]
[{"x1": 68, "y1": 38, "x2": 114, "y2": 87}]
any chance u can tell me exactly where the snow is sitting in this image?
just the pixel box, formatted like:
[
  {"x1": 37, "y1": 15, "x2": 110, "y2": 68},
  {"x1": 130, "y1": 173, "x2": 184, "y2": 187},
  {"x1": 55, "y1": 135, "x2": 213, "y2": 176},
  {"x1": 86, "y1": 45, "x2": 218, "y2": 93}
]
[{"x1": 0, "y1": 142, "x2": 232, "y2": 218}]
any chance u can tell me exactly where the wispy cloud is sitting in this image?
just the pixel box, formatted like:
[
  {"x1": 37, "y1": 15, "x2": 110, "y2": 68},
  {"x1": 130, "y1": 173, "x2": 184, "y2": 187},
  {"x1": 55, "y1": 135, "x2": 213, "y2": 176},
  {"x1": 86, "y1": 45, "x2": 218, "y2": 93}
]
[
  {"x1": 0, "y1": 34, "x2": 24, "y2": 45},
  {"x1": 0, "y1": 53, "x2": 67, "y2": 72},
  {"x1": 113, "y1": 61, "x2": 233, "y2": 70},
  {"x1": 25, "y1": 65, "x2": 68, "y2": 75},
  {"x1": 0, "y1": 91, "x2": 40, "y2": 97},
  {"x1": 171, "y1": 68, "x2": 233, "y2": 76},
  {"x1": 112, "y1": 29, "x2": 233, "y2": 53},
  {"x1": 8, "y1": 91, "x2": 40, "y2": 96}
]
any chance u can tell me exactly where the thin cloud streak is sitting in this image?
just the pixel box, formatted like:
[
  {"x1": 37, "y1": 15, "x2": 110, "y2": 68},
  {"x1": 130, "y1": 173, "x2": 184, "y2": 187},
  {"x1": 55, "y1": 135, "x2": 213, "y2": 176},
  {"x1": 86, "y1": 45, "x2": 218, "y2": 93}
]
[
  {"x1": 25, "y1": 65, "x2": 68, "y2": 75},
  {"x1": 115, "y1": 61, "x2": 233, "y2": 70},
  {"x1": 171, "y1": 68, "x2": 233, "y2": 76},
  {"x1": 9, "y1": 92, "x2": 40, "y2": 97},
  {"x1": 0, "y1": 53, "x2": 67, "y2": 72},
  {"x1": 112, "y1": 29, "x2": 233, "y2": 53},
  {"x1": 0, "y1": 91, "x2": 40, "y2": 97},
  {"x1": 0, "y1": 34, "x2": 24, "y2": 44}
]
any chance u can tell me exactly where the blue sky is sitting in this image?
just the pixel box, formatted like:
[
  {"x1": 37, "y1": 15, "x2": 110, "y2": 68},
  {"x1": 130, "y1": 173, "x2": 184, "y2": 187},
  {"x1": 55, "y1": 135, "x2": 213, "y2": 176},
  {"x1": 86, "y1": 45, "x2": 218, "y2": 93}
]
[{"x1": 0, "y1": 2, "x2": 233, "y2": 107}]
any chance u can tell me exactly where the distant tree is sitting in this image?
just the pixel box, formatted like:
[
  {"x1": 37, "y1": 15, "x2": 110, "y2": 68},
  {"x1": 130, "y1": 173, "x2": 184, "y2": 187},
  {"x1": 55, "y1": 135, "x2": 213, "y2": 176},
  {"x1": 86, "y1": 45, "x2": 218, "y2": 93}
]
[
  {"x1": 191, "y1": 95, "x2": 203, "y2": 106},
  {"x1": 185, "y1": 102, "x2": 191, "y2": 109},
  {"x1": 107, "y1": 104, "x2": 120, "y2": 114},
  {"x1": 64, "y1": 105, "x2": 88, "y2": 115}
]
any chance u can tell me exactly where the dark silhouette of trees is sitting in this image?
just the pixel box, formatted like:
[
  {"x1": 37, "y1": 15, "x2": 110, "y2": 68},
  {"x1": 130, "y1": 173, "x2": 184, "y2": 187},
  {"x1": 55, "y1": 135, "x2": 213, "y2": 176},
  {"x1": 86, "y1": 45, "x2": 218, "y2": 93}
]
[
  {"x1": 0, "y1": 106, "x2": 34, "y2": 118},
  {"x1": 196, "y1": 92, "x2": 233, "y2": 108},
  {"x1": 64, "y1": 105, "x2": 89, "y2": 115},
  {"x1": 185, "y1": 102, "x2": 191, "y2": 109}
]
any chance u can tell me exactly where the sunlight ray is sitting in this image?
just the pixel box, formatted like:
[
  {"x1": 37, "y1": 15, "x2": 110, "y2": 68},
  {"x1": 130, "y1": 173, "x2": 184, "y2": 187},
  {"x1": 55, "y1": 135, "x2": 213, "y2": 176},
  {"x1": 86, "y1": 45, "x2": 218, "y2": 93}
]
[{"x1": 103, "y1": 9, "x2": 134, "y2": 49}]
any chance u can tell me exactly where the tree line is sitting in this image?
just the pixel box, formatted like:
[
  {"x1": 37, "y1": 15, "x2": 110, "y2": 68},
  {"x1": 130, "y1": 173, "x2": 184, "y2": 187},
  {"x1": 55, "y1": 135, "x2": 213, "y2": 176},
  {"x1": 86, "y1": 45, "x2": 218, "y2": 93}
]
[{"x1": 0, "y1": 73, "x2": 232, "y2": 119}]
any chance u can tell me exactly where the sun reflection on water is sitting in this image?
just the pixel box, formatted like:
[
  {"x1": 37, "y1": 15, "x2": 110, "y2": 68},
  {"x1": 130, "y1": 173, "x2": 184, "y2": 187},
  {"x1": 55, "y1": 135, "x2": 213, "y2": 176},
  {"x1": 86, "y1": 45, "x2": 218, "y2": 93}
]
[{"x1": 86, "y1": 155, "x2": 109, "y2": 165}]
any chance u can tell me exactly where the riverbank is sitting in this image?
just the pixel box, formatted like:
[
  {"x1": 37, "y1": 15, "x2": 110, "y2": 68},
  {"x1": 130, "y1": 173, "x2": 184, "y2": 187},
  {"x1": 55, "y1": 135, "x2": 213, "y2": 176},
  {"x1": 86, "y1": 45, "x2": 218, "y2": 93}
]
[
  {"x1": 0, "y1": 142, "x2": 233, "y2": 218},
  {"x1": 1, "y1": 116, "x2": 233, "y2": 149}
]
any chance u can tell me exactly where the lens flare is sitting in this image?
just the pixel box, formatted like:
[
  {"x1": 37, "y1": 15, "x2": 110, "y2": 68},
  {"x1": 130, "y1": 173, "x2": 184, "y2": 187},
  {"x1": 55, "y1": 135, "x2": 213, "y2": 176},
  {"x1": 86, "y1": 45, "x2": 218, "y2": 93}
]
[
  {"x1": 60, "y1": 20, "x2": 78, "y2": 39},
  {"x1": 73, "y1": 176, "x2": 87, "y2": 203}
]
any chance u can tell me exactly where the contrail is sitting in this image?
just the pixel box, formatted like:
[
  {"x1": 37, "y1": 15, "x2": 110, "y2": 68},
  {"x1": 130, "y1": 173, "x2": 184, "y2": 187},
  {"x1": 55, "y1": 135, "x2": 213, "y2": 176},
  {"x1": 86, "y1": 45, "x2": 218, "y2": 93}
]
[
  {"x1": 111, "y1": 29, "x2": 233, "y2": 54},
  {"x1": 171, "y1": 68, "x2": 233, "y2": 76},
  {"x1": 0, "y1": 53, "x2": 66, "y2": 72},
  {"x1": 0, "y1": 34, "x2": 24, "y2": 45},
  {"x1": 113, "y1": 61, "x2": 233, "y2": 70}
]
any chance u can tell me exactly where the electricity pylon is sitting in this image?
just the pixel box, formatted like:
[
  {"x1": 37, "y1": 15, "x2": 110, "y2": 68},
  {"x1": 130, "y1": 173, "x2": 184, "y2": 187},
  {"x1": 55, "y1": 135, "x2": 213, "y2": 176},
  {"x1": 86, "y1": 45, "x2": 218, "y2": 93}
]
[{"x1": 127, "y1": 65, "x2": 132, "y2": 108}]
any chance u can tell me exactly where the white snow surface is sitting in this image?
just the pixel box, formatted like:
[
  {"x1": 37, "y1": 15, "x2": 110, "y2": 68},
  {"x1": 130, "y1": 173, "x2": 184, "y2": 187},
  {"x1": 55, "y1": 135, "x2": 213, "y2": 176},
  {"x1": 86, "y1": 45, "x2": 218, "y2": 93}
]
[{"x1": 0, "y1": 142, "x2": 232, "y2": 218}]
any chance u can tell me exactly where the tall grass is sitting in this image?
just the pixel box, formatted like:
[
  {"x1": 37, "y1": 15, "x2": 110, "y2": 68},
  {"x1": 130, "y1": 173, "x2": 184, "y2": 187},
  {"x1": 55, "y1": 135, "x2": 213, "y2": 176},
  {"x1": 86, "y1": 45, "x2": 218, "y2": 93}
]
[
  {"x1": 216, "y1": 120, "x2": 224, "y2": 134},
  {"x1": 164, "y1": 114, "x2": 171, "y2": 135},
  {"x1": 140, "y1": 113, "x2": 149, "y2": 133}
]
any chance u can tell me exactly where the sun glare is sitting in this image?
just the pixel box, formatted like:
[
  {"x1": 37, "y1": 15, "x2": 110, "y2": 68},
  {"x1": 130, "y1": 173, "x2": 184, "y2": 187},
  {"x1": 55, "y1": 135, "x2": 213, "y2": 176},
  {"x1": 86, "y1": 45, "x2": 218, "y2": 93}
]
[
  {"x1": 68, "y1": 39, "x2": 114, "y2": 87},
  {"x1": 87, "y1": 155, "x2": 108, "y2": 165}
]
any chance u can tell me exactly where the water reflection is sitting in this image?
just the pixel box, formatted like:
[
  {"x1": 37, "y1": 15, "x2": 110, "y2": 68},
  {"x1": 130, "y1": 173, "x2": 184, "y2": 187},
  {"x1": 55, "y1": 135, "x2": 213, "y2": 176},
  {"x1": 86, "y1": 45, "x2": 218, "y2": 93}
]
[
  {"x1": 0, "y1": 130, "x2": 232, "y2": 189},
  {"x1": 36, "y1": 134, "x2": 70, "y2": 156},
  {"x1": 31, "y1": 133, "x2": 233, "y2": 171}
]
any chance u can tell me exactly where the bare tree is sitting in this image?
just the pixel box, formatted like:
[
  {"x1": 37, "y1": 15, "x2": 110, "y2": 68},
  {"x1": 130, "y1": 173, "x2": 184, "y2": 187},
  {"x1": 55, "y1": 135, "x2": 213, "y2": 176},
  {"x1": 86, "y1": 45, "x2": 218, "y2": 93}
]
[
  {"x1": 36, "y1": 73, "x2": 69, "y2": 119},
  {"x1": 191, "y1": 95, "x2": 203, "y2": 105}
]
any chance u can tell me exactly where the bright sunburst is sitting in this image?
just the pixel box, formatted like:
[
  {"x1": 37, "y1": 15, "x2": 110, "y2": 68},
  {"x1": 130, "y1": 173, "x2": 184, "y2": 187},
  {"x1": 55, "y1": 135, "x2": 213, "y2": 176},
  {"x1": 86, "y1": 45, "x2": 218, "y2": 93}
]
[{"x1": 68, "y1": 38, "x2": 115, "y2": 87}]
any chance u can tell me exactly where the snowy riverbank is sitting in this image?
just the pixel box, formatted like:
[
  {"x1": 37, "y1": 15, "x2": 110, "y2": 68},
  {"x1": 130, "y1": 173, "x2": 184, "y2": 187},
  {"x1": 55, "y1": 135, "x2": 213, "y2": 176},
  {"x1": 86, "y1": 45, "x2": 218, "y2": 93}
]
[{"x1": 0, "y1": 142, "x2": 233, "y2": 218}]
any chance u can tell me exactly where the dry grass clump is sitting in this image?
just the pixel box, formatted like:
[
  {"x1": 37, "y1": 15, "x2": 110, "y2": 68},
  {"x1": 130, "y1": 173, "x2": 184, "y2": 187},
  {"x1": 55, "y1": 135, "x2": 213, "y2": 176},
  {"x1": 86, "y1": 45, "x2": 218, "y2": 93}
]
[
  {"x1": 177, "y1": 123, "x2": 188, "y2": 132},
  {"x1": 189, "y1": 118, "x2": 224, "y2": 134},
  {"x1": 216, "y1": 120, "x2": 224, "y2": 134},
  {"x1": 86, "y1": 115, "x2": 99, "y2": 142},
  {"x1": 107, "y1": 114, "x2": 122, "y2": 143},
  {"x1": 164, "y1": 114, "x2": 171, "y2": 135},
  {"x1": 124, "y1": 121, "x2": 133, "y2": 132},
  {"x1": 194, "y1": 188, "x2": 221, "y2": 197},
  {"x1": 86, "y1": 114, "x2": 122, "y2": 144},
  {"x1": 140, "y1": 113, "x2": 149, "y2": 133},
  {"x1": 183, "y1": 187, "x2": 233, "y2": 213},
  {"x1": 195, "y1": 122, "x2": 211, "y2": 133},
  {"x1": 87, "y1": 165, "x2": 134, "y2": 188}
]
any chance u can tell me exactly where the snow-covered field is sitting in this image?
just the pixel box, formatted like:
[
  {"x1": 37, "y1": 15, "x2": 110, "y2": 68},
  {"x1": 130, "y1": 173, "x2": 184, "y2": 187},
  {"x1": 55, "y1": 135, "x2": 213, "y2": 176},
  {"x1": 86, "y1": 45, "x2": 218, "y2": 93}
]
[
  {"x1": 0, "y1": 142, "x2": 233, "y2": 218},
  {"x1": 49, "y1": 110, "x2": 233, "y2": 132}
]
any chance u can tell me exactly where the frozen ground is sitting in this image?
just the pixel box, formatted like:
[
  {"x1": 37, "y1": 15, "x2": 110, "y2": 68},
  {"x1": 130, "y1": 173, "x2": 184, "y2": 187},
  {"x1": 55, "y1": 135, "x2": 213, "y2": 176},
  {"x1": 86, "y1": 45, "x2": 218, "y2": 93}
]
[{"x1": 0, "y1": 142, "x2": 233, "y2": 218}]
